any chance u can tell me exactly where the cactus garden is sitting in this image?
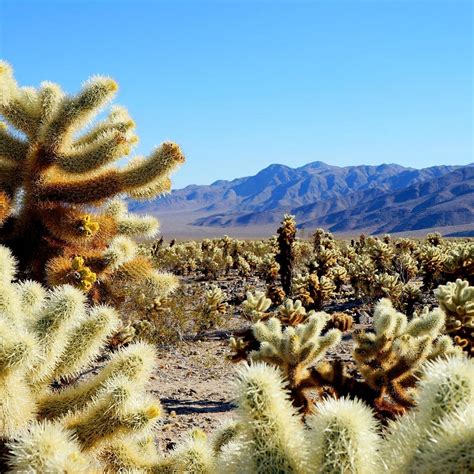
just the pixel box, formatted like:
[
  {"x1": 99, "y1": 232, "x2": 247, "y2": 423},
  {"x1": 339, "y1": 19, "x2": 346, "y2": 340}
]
[{"x1": 0, "y1": 44, "x2": 472, "y2": 474}]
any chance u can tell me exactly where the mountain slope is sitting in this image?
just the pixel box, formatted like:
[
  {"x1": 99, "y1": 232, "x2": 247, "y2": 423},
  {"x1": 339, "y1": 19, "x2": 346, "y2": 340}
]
[{"x1": 130, "y1": 162, "x2": 473, "y2": 235}]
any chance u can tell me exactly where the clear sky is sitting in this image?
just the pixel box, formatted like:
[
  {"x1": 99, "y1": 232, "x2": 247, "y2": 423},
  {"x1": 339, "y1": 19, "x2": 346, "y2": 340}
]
[{"x1": 0, "y1": 0, "x2": 472, "y2": 188}]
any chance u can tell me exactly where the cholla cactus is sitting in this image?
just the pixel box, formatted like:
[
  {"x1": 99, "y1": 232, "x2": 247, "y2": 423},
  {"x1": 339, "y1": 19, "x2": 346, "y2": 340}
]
[
  {"x1": 326, "y1": 312, "x2": 353, "y2": 332},
  {"x1": 276, "y1": 214, "x2": 296, "y2": 295},
  {"x1": 399, "y1": 280, "x2": 423, "y2": 315},
  {"x1": 313, "y1": 228, "x2": 336, "y2": 250},
  {"x1": 367, "y1": 237, "x2": 394, "y2": 272},
  {"x1": 194, "y1": 285, "x2": 228, "y2": 332},
  {"x1": 417, "y1": 244, "x2": 446, "y2": 289},
  {"x1": 0, "y1": 62, "x2": 183, "y2": 313},
  {"x1": 425, "y1": 232, "x2": 442, "y2": 246},
  {"x1": 327, "y1": 265, "x2": 348, "y2": 291},
  {"x1": 276, "y1": 298, "x2": 310, "y2": 326},
  {"x1": 250, "y1": 314, "x2": 342, "y2": 413},
  {"x1": 435, "y1": 279, "x2": 474, "y2": 354},
  {"x1": 306, "y1": 273, "x2": 336, "y2": 310},
  {"x1": 218, "y1": 363, "x2": 308, "y2": 473},
  {"x1": 352, "y1": 298, "x2": 461, "y2": 415},
  {"x1": 373, "y1": 272, "x2": 403, "y2": 302},
  {"x1": 443, "y1": 241, "x2": 474, "y2": 284},
  {"x1": 241, "y1": 290, "x2": 271, "y2": 322},
  {"x1": 347, "y1": 254, "x2": 376, "y2": 300},
  {"x1": 200, "y1": 358, "x2": 474, "y2": 473},
  {"x1": 380, "y1": 356, "x2": 474, "y2": 473},
  {"x1": 394, "y1": 251, "x2": 419, "y2": 283},
  {"x1": 258, "y1": 254, "x2": 280, "y2": 283},
  {"x1": 0, "y1": 245, "x2": 161, "y2": 470}
]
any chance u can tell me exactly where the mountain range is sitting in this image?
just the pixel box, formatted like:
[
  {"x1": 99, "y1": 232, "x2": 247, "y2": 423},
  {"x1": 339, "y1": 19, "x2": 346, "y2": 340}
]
[{"x1": 130, "y1": 162, "x2": 474, "y2": 237}]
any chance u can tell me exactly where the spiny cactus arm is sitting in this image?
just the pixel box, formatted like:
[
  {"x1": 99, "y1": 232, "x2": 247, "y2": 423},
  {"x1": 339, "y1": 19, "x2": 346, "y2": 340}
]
[
  {"x1": 6, "y1": 421, "x2": 93, "y2": 473},
  {"x1": 165, "y1": 430, "x2": 216, "y2": 474},
  {"x1": 381, "y1": 357, "x2": 474, "y2": 472},
  {"x1": 252, "y1": 317, "x2": 283, "y2": 348},
  {"x1": 373, "y1": 298, "x2": 407, "y2": 337},
  {"x1": 0, "y1": 244, "x2": 17, "y2": 284},
  {"x1": 118, "y1": 142, "x2": 185, "y2": 191},
  {"x1": 0, "y1": 284, "x2": 26, "y2": 330},
  {"x1": 72, "y1": 105, "x2": 135, "y2": 148},
  {"x1": 0, "y1": 316, "x2": 37, "y2": 437},
  {"x1": 116, "y1": 213, "x2": 159, "y2": 238},
  {"x1": 55, "y1": 128, "x2": 135, "y2": 174},
  {"x1": 48, "y1": 305, "x2": 120, "y2": 382},
  {"x1": 37, "y1": 81, "x2": 64, "y2": 131},
  {"x1": 408, "y1": 407, "x2": 474, "y2": 474},
  {"x1": 307, "y1": 397, "x2": 382, "y2": 474},
  {"x1": 211, "y1": 421, "x2": 243, "y2": 455},
  {"x1": 64, "y1": 376, "x2": 161, "y2": 450},
  {"x1": 428, "y1": 335, "x2": 461, "y2": 359},
  {"x1": 405, "y1": 308, "x2": 445, "y2": 337},
  {"x1": 29, "y1": 285, "x2": 87, "y2": 383},
  {"x1": 0, "y1": 319, "x2": 37, "y2": 373},
  {"x1": 0, "y1": 374, "x2": 36, "y2": 438},
  {"x1": 38, "y1": 142, "x2": 184, "y2": 203},
  {"x1": 99, "y1": 436, "x2": 161, "y2": 472},
  {"x1": 219, "y1": 363, "x2": 307, "y2": 473},
  {"x1": 13, "y1": 280, "x2": 46, "y2": 319},
  {"x1": 104, "y1": 197, "x2": 128, "y2": 217},
  {"x1": 0, "y1": 62, "x2": 39, "y2": 137},
  {"x1": 37, "y1": 342, "x2": 156, "y2": 419},
  {"x1": 127, "y1": 175, "x2": 172, "y2": 200},
  {"x1": 42, "y1": 76, "x2": 118, "y2": 150},
  {"x1": 0, "y1": 121, "x2": 28, "y2": 162},
  {"x1": 101, "y1": 235, "x2": 138, "y2": 271}
]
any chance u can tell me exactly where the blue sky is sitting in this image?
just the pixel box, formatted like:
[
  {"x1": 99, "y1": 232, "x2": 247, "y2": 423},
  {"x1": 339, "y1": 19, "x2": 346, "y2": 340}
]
[{"x1": 0, "y1": 0, "x2": 472, "y2": 188}]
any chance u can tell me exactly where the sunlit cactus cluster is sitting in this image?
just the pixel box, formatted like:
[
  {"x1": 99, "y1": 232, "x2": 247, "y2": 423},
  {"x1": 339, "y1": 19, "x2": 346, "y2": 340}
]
[{"x1": 0, "y1": 62, "x2": 183, "y2": 318}]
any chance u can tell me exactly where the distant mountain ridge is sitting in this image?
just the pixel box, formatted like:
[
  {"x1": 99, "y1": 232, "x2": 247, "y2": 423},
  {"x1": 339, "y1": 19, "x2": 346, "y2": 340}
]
[{"x1": 130, "y1": 161, "x2": 474, "y2": 235}]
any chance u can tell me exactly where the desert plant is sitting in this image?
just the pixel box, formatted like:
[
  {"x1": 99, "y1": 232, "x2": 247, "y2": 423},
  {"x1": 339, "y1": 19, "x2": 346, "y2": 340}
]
[
  {"x1": 0, "y1": 61, "x2": 183, "y2": 314},
  {"x1": 0, "y1": 245, "x2": 161, "y2": 470},
  {"x1": 443, "y1": 241, "x2": 474, "y2": 284},
  {"x1": 276, "y1": 214, "x2": 296, "y2": 296},
  {"x1": 249, "y1": 314, "x2": 342, "y2": 413},
  {"x1": 351, "y1": 298, "x2": 461, "y2": 415},
  {"x1": 192, "y1": 358, "x2": 473, "y2": 473},
  {"x1": 435, "y1": 278, "x2": 474, "y2": 355},
  {"x1": 326, "y1": 312, "x2": 353, "y2": 332}
]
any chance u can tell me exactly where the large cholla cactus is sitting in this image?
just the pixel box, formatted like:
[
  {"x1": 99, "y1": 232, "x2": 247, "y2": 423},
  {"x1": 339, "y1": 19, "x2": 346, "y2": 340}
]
[
  {"x1": 351, "y1": 298, "x2": 461, "y2": 415},
  {"x1": 0, "y1": 62, "x2": 183, "y2": 309},
  {"x1": 435, "y1": 279, "x2": 474, "y2": 355},
  {"x1": 0, "y1": 246, "x2": 161, "y2": 470},
  {"x1": 250, "y1": 314, "x2": 341, "y2": 413}
]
